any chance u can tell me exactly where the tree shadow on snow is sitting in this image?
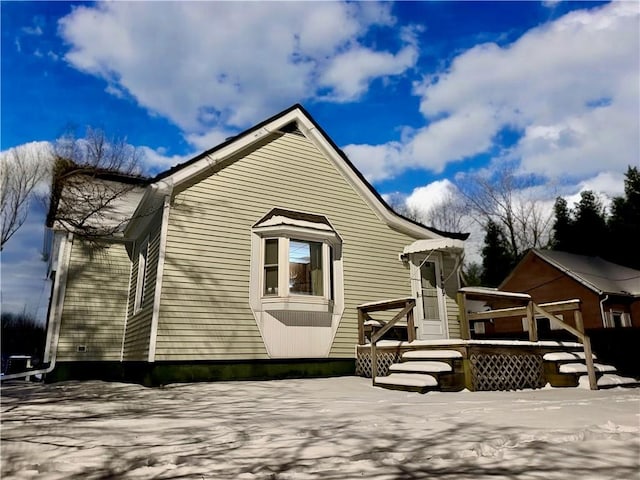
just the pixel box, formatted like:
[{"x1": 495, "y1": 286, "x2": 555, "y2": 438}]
[{"x1": 1, "y1": 380, "x2": 638, "y2": 480}]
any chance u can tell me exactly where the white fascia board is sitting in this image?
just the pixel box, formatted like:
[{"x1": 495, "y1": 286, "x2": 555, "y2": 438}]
[
  {"x1": 124, "y1": 181, "x2": 170, "y2": 240},
  {"x1": 156, "y1": 106, "x2": 441, "y2": 241},
  {"x1": 295, "y1": 114, "x2": 442, "y2": 240},
  {"x1": 403, "y1": 238, "x2": 465, "y2": 255},
  {"x1": 163, "y1": 123, "x2": 277, "y2": 189}
]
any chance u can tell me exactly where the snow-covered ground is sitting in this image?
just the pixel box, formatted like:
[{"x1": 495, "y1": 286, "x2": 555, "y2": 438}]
[{"x1": 1, "y1": 377, "x2": 638, "y2": 479}]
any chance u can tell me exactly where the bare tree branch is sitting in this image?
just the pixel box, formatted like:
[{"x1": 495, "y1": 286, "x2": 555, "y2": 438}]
[
  {"x1": 1, "y1": 144, "x2": 50, "y2": 250},
  {"x1": 455, "y1": 164, "x2": 553, "y2": 258},
  {"x1": 424, "y1": 189, "x2": 469, "y2": 234},
  {"x1": 46, "y1": 128, "x2": 148, "y2": 240}
]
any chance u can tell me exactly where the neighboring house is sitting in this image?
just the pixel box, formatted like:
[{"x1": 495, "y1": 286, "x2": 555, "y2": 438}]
[
  {"x1": 43, "y1": 104, "x2": 468, "y2": 384},
  {"x1": 478, "y1": 249, "x2": 640, "y2": 336}
]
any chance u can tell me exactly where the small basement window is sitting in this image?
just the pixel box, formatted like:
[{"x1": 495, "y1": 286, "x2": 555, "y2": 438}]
[{"x1": 609, "y1": 311, "x2": 631, "y2": 328}]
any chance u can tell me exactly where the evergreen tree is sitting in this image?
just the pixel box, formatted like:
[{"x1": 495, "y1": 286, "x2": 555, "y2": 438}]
[
  {"x1": 607, "y1": 166, "x2": 640, "y2": 269},
  {"x1": 572, "y1": 190, "x2": 608, "y2": 256},
  {"x1": 552, "y1": 196, "x2": 573, "y2": 251},
  {"x1": 481, "y1": 220, "x2": 515, "y2": 287},
  {"x1": 462, "y1": 262, "x2": 482, "y2": 287}
]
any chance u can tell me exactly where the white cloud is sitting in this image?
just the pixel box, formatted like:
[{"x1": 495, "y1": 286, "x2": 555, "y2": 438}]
[
  {"x1": 342, "y1": 142, "x2": 403, "y2": 182},
  {"x1": 184, "y1": 128, "x2": 237, "y2": 153},
  {"x1": 405, "y1": 178, "x2": 456, "y2": 217},
  {"x1": 21, "y1": 25, "x2": 43, "y2": 36},
  {"x1": 58, "y1": 2, "x2": 416, "y2": 133},
  {"x1": 347, "y1": 2, "x2": 639, "y2": 181},
  {"x1": 138, "y1": 147, "x2": 192, "y2": 176},
  {"x1": 320, "y1": 44, "x2": 418, "y2": 101}
]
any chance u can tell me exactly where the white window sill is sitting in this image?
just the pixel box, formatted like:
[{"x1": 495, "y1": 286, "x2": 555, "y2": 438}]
[{"x1": 261, "y1": 295, "x2": 333, "y2": 313}]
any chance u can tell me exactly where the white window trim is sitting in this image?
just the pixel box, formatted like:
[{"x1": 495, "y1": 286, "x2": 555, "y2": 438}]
[
  {"x1": 133, "y1": 236, "x2": 149, "y2": 314},
  {"x1": 250, "y1": 211, "x2": 344, "y2": 316},
  {"x1": 608, "y1": 310, "x2": 631, "y2": 328},
  {"x1": 258, "y1": 235, "x2": 335, "y2": 312},
  {"x1": 409, "y1": 252, "x2": 449, "y2": 340}
]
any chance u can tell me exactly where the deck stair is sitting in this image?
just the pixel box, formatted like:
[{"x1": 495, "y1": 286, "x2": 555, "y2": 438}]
[
  {"x1": 374, "y1": 349, "x2": 465, "y2": 393},
  {"x1": 543, "y1": 351, "x2": 639, "y2": 389}
]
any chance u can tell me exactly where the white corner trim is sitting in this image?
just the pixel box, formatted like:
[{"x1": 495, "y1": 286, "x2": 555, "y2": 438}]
[
  {"x1": 43, "y1": 232, "x2": 74, "y2": 364},
  {"x1": 147, "y1": 193, "x2": 172, "y2": 362},
  {"x1": 120, "y1": 246, "x2": 135, "y2": 362}
]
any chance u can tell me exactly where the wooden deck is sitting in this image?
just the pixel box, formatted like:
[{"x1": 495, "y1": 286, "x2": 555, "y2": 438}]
[{"x1": 356, "y1": 339, "x2": 588, "y2": 391}]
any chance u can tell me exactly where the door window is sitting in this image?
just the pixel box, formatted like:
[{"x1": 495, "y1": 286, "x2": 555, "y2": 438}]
[{"x1": 420, "y1": 262, "x2": 439, "y2": 320}]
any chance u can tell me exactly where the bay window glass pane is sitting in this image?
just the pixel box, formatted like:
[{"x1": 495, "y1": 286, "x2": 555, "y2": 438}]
[
  {"x1": 264, "y1": 239, "x2": 278, "y2": 295},
  {"x1": 289, "y1": 240, "x2": 323, "y2": 295}
]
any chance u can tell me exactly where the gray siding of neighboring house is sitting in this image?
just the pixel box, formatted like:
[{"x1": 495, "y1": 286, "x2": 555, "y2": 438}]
[
  {"x1": 122, "y1": 210, "x2": 163, "y2": 360},
  {"x1": 56, "y1": 239, "x2": 130, "y2": 361},
  {"x1": 154, "y1": 131, "x2": 421, "y2": 361}
]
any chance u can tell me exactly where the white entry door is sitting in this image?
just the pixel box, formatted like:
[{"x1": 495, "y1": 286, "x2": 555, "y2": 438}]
[{"x1": 411, "y1": 255, "x2": 448, "y2": 340}]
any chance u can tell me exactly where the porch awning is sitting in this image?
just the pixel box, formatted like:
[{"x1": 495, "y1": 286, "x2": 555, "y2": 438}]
[{"x1": 402, "y1": 238, "x2": 465, "y2": 256}]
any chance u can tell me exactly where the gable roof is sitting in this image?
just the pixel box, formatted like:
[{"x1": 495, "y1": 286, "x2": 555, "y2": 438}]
[
  {"x1": 523, "y1": 249, "x2": 640, "y2": 296},
  {"x1": 149, "y1": 104, "x2": 468, "y2": 241}
]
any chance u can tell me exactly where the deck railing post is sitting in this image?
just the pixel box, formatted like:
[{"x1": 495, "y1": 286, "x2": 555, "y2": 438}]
[
  {"x1": 458, "y1": 292, "x2": 470, "y2": 340},
  {"x1": 526, "y1": 301, "x2": 537, "y2": 342},
  {"x1": 575, "y1": 310, "x2": 597, "y2": 390},
  {"x1": 406, "y1": 300, "x2": 416, "y2": 342},
  {"x1": 371, "y1": 342, "x2": 377, "y2": 385},
  {"x1": 357, "y1": 308, "x2": 366, "y2": 345}
]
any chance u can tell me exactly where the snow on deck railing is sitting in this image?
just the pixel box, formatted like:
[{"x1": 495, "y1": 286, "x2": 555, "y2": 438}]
[
  {"x1": 456, "y1": 288, "x2": 598, "y2": 390},
  {"x1": 357, "y1": 297, "x2": 416, "y2": 386}
]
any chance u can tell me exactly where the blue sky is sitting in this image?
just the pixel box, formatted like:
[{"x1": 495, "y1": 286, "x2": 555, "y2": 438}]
[{"x1": 1, "y1": 1, "x2": 638, "y2": 320}]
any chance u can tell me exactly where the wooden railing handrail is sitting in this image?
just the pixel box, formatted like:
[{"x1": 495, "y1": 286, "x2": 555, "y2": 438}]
[
  {"x1": 357, "y1": 298, "x2": 416, "y2": 385},
  {"x1": 458, "y1": 290, "x2": 598, "y2": 390}
]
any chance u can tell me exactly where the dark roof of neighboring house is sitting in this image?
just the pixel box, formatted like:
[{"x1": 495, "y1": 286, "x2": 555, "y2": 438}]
[
  {"x1": 152, "y1": 103, "x2": 469, "y2": 241},
  {"x1": 530, "y1": 249, "x2": 640, "y2": 296}
]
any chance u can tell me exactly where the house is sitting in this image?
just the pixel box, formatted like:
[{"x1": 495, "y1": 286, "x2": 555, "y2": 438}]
[
  {"x1": 42, "y1": 104, "x2": 468, "y2": 384},
  {"x1": 476, "y1": 249, "x2": 640, "y2": 337}
]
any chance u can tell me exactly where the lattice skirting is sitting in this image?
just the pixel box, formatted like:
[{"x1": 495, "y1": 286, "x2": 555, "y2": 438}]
[
  {"x1": 356, "y1": 351, "x2": 401, "y2": 378},
  {"x1": 470, "y1": 353, "x2": 544, "y2": 391}
]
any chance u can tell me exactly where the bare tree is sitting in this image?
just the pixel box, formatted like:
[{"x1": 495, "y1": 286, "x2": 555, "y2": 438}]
[
  {"x1": 1, "y1": 144, "x2": 50, "y2": 250},
  {"x1": 47, "y1": 128, "x2": 147, "y2": 239},
  {"x1": 455, "y1": 164, "x2": 553, "y2": 258},
  {"x1": 386, "y1": 192, "x2": 421, "y2": 222},
  {"x1": 424, "y1": 189, "x2": 469, "y2": 234}
]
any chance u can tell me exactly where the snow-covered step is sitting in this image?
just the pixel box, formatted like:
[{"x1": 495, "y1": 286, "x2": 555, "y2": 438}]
[
  {"x1": 402, "y1": 349, "x2": 463, "y2": 360},
  {"x1": 389, "y1": 361, "x2": 452, "y2": 374},
  {"x1": 375, "y1": 373, "x2": 438, "y2": 392},
  {"x1": 578, "y1": 373, "x2": 640, "y2": 389},
  {"x1": 543, "y1": 351, "x2": 596, "y2": 362},
  {"x1": 559, "y1": 362, "x2": 617, "y2": 374}
]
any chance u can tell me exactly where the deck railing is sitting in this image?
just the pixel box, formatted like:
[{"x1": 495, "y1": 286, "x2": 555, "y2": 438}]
[
  {"x1": 357, "y1": 297, "x2": 416, "y2": 385},
  {"x1": 457, "y1": 287, "x2": 598, "y2": 390}
]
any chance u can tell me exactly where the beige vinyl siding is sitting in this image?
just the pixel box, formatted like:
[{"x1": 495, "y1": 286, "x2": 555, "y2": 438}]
[
  {"x1": 156, "y1": 132, "x2": 418, "y2": 360},
  {"x1": 442, "y1": 255, "x2": 461, "y2": 338},
  {"x1": 56, "y1": 240, "x2": 129, "y2": 361},
  {"x1": 122, "y1": 211, "x2": 163, "y2": 360}
]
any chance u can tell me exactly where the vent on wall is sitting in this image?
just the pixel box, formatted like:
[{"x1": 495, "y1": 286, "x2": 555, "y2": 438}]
[
  {"x1": 76, "y1": 345, "x2": 87, "y2": 353},
  {"x1": 280, "y1": 121, "x2": 304, "y2": 136}
]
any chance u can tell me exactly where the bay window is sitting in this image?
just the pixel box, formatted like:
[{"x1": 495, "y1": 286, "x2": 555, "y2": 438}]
[
  {"x1": 250, "y1": 208, "x2": 343, "y2": 314},
  {"x1": 263, "y1": 238, "x2": 328, "y2": 299}
]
